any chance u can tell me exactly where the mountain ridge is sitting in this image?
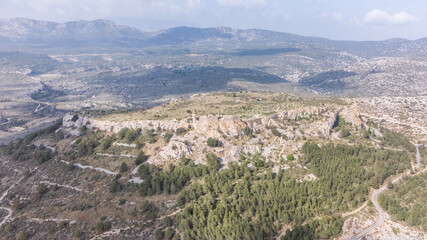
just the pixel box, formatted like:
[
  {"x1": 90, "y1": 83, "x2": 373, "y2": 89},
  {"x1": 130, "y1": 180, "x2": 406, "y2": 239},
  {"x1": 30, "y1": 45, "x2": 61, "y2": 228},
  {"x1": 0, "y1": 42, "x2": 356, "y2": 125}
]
[{"x1": 1, "y1": 18, "x2": 427, "y2": 57}]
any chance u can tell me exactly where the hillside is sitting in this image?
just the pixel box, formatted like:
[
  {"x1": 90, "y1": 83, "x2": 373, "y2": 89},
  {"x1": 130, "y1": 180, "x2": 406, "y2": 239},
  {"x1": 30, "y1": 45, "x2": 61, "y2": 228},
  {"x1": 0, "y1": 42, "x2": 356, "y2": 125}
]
[
  {"x1": 0, "y1": 93, "x2": 423, "y2": 239},
  {"x1": 1, "y1": 19, "x2": 426, "y2": 150},
  {"x1": 1, "y1": 18, "x2": 427, "y2": 58}
]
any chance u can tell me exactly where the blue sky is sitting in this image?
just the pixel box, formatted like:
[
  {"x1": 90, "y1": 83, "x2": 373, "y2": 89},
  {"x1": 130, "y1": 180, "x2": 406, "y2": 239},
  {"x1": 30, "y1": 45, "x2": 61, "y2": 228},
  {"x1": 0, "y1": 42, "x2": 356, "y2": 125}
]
[{"x1": 1, "y1": 0, "x2": 425, "y2": 40}]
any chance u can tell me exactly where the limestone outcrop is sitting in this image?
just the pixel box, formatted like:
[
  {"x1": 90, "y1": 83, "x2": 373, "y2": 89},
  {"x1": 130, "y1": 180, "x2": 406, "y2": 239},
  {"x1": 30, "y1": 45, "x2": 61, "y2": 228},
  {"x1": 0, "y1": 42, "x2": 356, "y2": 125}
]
[
  {"x1": 62, "y1": 104, "x2": 368, "y2": 166},
  {"x1": 340, "y1": 104, "x2": 364, "y2": 129}
]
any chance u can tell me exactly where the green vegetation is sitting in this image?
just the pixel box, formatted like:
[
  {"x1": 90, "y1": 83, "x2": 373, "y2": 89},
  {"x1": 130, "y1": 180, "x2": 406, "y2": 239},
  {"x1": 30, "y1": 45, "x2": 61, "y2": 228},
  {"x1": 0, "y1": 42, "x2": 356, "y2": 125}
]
[
  {"x1": 138, "y1": 158, "x2": 210, "y2": 196},
  {"x1": 100, "y1": 136, "x2": 115, "y2": 150},
  {"x1": 271, "y1": 126, "x2": 281, "y2": 137},
  {"x1": 135, "y1": 151, "x2": 148, "y2": 165},
  {"x1": 302, "y1": 142, "x2": 411, "y2": 189},
  {"x1": 133, "y1": 141, "x2": 411, "y2": 239},
  {"x1": 380, "y1": 128, "x2": 415, "y2": 152},
  {"x1": 75, "y1": 136, "x2": 99, "y2": 157},
  {"x1": 163, "y1": 131, "x2": 174, "y2": 143},
  {"x1": 0, "y1": 98, "x2": 418, "y2": 239},
  {"x1": 175, "y1": 127, "x2": 187, "y2": 135},
  {"x1": 207, "y1": 138, "x2": 222, "y2": 148},
  {"x1": 30, "y1": 84, "x2": 65, "y2": 101},
  {"x1": 119, "y1": 162, "x2": 129, "y2": 172},
  {"x1": 340, "y1": 128, "x2": 350, "y2": 138},
  {"x1": 0, "y1": 120, "x2": 61, "y2": 162},
  {"x1": 116, "y1": 127, "x2": 158, "y2": 146},
  {"x1": 94, "y1": 221, "x2": 111, "y2": 234},
  {"x1": 379, "y1": 172, "x2": 427, "y2": 231},
  {"x1": 118, "y1": 127, "x2": 141, "y2": 143},
  {"x1": 243, "y1": 126, "x2": 253, "y2": 136},
  {"x1": 109, "y1": 176, "x2": 121, "y2": 193}
]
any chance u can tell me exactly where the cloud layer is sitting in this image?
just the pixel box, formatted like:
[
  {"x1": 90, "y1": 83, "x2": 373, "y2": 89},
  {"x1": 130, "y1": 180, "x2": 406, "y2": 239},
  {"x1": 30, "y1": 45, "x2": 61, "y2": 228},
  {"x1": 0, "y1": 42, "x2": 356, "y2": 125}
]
[
  {"x1": 1, "y1": 0, "x2": 425, "y2": 40},
  {"x1": 364, "y1": 9, "x2": 417, "y2": 25},
  {"x1": 217, "y1": 0, "x2": 265, "y2": 8}
]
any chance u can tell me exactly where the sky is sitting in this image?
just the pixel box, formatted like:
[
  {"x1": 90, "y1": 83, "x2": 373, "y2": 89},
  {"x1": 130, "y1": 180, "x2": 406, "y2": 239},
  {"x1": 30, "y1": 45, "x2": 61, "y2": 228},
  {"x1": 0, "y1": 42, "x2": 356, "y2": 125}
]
[{"x1": 0, "y1": 0, "x2": 426, "y2": 41}]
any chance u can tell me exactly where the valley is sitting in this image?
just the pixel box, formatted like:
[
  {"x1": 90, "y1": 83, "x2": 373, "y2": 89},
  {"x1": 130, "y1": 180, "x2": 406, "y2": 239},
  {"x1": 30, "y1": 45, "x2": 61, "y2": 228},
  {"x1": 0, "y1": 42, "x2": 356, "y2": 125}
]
[
  {"x1": 0, "y1": 92, "x2": 424, "y2": 239},
  {"x1": 0, "y1": 18, "x2": 426, "y2": 240}
]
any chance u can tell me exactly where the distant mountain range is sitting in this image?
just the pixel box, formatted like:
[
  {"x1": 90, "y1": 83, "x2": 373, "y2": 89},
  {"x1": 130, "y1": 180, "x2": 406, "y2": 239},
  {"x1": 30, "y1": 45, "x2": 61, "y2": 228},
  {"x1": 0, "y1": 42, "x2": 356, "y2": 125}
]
[{"x1": 1, "y1": 18, "x2": 427, "y2": 57}]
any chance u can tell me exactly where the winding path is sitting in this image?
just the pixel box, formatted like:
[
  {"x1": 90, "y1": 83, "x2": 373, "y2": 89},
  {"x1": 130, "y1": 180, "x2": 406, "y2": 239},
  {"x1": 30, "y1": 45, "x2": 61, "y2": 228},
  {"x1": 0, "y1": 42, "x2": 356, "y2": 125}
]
[
  {"x1": 415, "y1": 144, "x2": 420, "y2": 170},
  {"x1": 0, "y1": 207, "x2": 12, "y2": 228},
  {"x1": 90, "y1": 208, "x2": 183, "y2": 239},
  {"x1": 0, "y1": 176, "x2": 24, "y2": 228},
  {"x1": 60, "y1": 160, "x2": 117, "y2": 175},
  {"x1": 39, "y1": 180, "x2": 86, "y2": 193},
  {"x1": 349, "y1": 145, "x2": 421, "y2": 240},
  {"x1": 96, "y1": 153, "x2": 137, "y2": 158},
  {"x1": 342, "y1": 201, "x2": 368, "y2": 218}
]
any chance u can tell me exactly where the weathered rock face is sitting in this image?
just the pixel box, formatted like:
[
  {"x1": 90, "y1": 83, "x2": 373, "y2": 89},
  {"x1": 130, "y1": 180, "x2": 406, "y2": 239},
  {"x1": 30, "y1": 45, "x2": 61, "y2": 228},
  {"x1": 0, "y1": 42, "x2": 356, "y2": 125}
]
[
  {"x1": 296, "y1": 117, "x2": 337, "y2": 138},
  {"x1": 90, "y1": 118, "x2": 190, "y2": 133},
  {"x1": 340, "y1": 104, "x2": 364, "y2": 129},
  {"x1": 148, "y1": 139, "x2": 193, "y2": 166},
  {"x1": 279, "y1": 107, "x2": 327, "y2": 121},
  {"x1": 192, "y1": 115, "x2": 249, "y2": 138},
  {"x1": 63, "y1": 106, "x2": 340, "y2": 140},
  {"x1": 62, "y1": 113, "x2": 92, "y2": 129},
  {"x1": 61, "y1": 104, "x2": 365, "y2": 167}
]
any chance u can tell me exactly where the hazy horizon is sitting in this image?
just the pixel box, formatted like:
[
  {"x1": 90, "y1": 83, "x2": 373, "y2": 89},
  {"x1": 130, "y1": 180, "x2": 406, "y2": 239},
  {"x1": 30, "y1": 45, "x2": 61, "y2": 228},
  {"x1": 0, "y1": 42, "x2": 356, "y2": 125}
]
[
  {"x1": 1, "y1": 0, "x2": 426, "y2": 41},
  {"x1": 2, "y1": 16, "x2": 426, "y2": 43}
]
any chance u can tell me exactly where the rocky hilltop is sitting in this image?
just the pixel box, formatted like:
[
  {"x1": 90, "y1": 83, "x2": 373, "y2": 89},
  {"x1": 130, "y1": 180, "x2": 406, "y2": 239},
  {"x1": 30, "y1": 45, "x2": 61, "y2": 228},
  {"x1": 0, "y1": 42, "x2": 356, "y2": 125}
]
[
  {"x1": 0, "y1": 92, "x2": 422, "y2": 240},
  {"x1": 62, "y1": 103, "x2": 364, "y2": 167}
]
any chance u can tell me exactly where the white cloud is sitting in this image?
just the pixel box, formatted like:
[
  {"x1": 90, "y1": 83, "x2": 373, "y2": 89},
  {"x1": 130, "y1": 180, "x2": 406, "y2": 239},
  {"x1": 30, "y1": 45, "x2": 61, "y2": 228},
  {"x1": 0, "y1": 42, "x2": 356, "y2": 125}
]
[
  {"x1": 82, "y1": 5, "x2": 91, "y2": 12},
  {"x1": 320, "y1": 12, "x2": 343, "y2": 21},
  {"x1": 187, "y1": 0, "x2": 201, "y2": 8},
  {"x1": 218, "y1": 0, "x2": 266, "y2": 8},
  {"x1": 350, "y1": 17, "x2": 361, "y2": 25},
  {"x1": 363, "y1": 9, "x2": 417, "y2": 25},
  {"x1": 331, "y1": 12, "x2": 342, "y2": 21},
  {"x1": 56, "y1": 8, "x2": 64, "y2": 15},
  {"x1": 150, "y1": 0, "x2": 201, "y2": 14}
]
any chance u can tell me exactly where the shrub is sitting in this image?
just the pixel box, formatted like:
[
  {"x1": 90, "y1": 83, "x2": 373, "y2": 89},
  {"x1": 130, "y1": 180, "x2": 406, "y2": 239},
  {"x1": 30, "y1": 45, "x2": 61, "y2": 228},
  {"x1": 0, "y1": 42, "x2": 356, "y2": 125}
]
[
  {"x1": 135, "y1": 152, "x2": 148, "y2": 165},
  {"x1": 79, "y1": 125, "x2": 87, "y2": 135},
  {"x1": 155, "y1": 229, "x2": 164, "y2": 239},
  {"x1": 206, "y1": 153, "x2": 221, "y2": 170},
  {"x1": 109, "y1": 179, "x2": 121, "y2": 193},
  {"x1": 164, "y1": 132, "x2": 173, "y2": 143},
  {"x1": 140, "y1": 129, "x2": 157, "y2": 143},
  {"x1": 271, "y1": 126, "x2": 281, "y2": 137},
  {"x1": 125, "y1": 129, "x2": 139, "y2": 143},
  {"x1": 175, "y1": 128, "x2": 187, "y2": 135},
  {"x1": 73, "y1": 230, "x2": 82, "y2": 239},
  {"x1": 286, "y1": 154, "x2": 295, "y2": 161},
  {"x1": 118, "y1": 128, "x2": 129, "y2": 140},
  {"x1": 163, "y1": 216, "x2": 172, "y2": 227},
  {"x1": 243, "y1": 127, "x2": 252, "y2": 136},
  {"x1": 100, "y1": 136, "x2": 114, "y2": 150},
  {"x1": 94, "y1": 221, "x2": 111, "y2": 234},
  {"x1": 340, "y1": 128, "x2": 350, "y2": 138},
  {"x1": 58, "y1": 221, "x2": 67, "y2": 229},
  {"x1": 119, "y1": 162, "x2": 129, "y2": 173},
  {"x1": 207, "y1": 138, "x2": 222, "y2": 148},
  {"x1": 164, "y1": 228, "x2": 174, "y2": 240}
]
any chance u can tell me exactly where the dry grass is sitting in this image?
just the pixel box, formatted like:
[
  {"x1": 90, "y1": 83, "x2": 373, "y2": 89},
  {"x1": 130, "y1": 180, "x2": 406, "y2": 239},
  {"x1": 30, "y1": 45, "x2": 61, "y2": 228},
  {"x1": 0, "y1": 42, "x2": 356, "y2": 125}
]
[{"x1": 97, "y1": 92, "x2": 343, "y2": 122}]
